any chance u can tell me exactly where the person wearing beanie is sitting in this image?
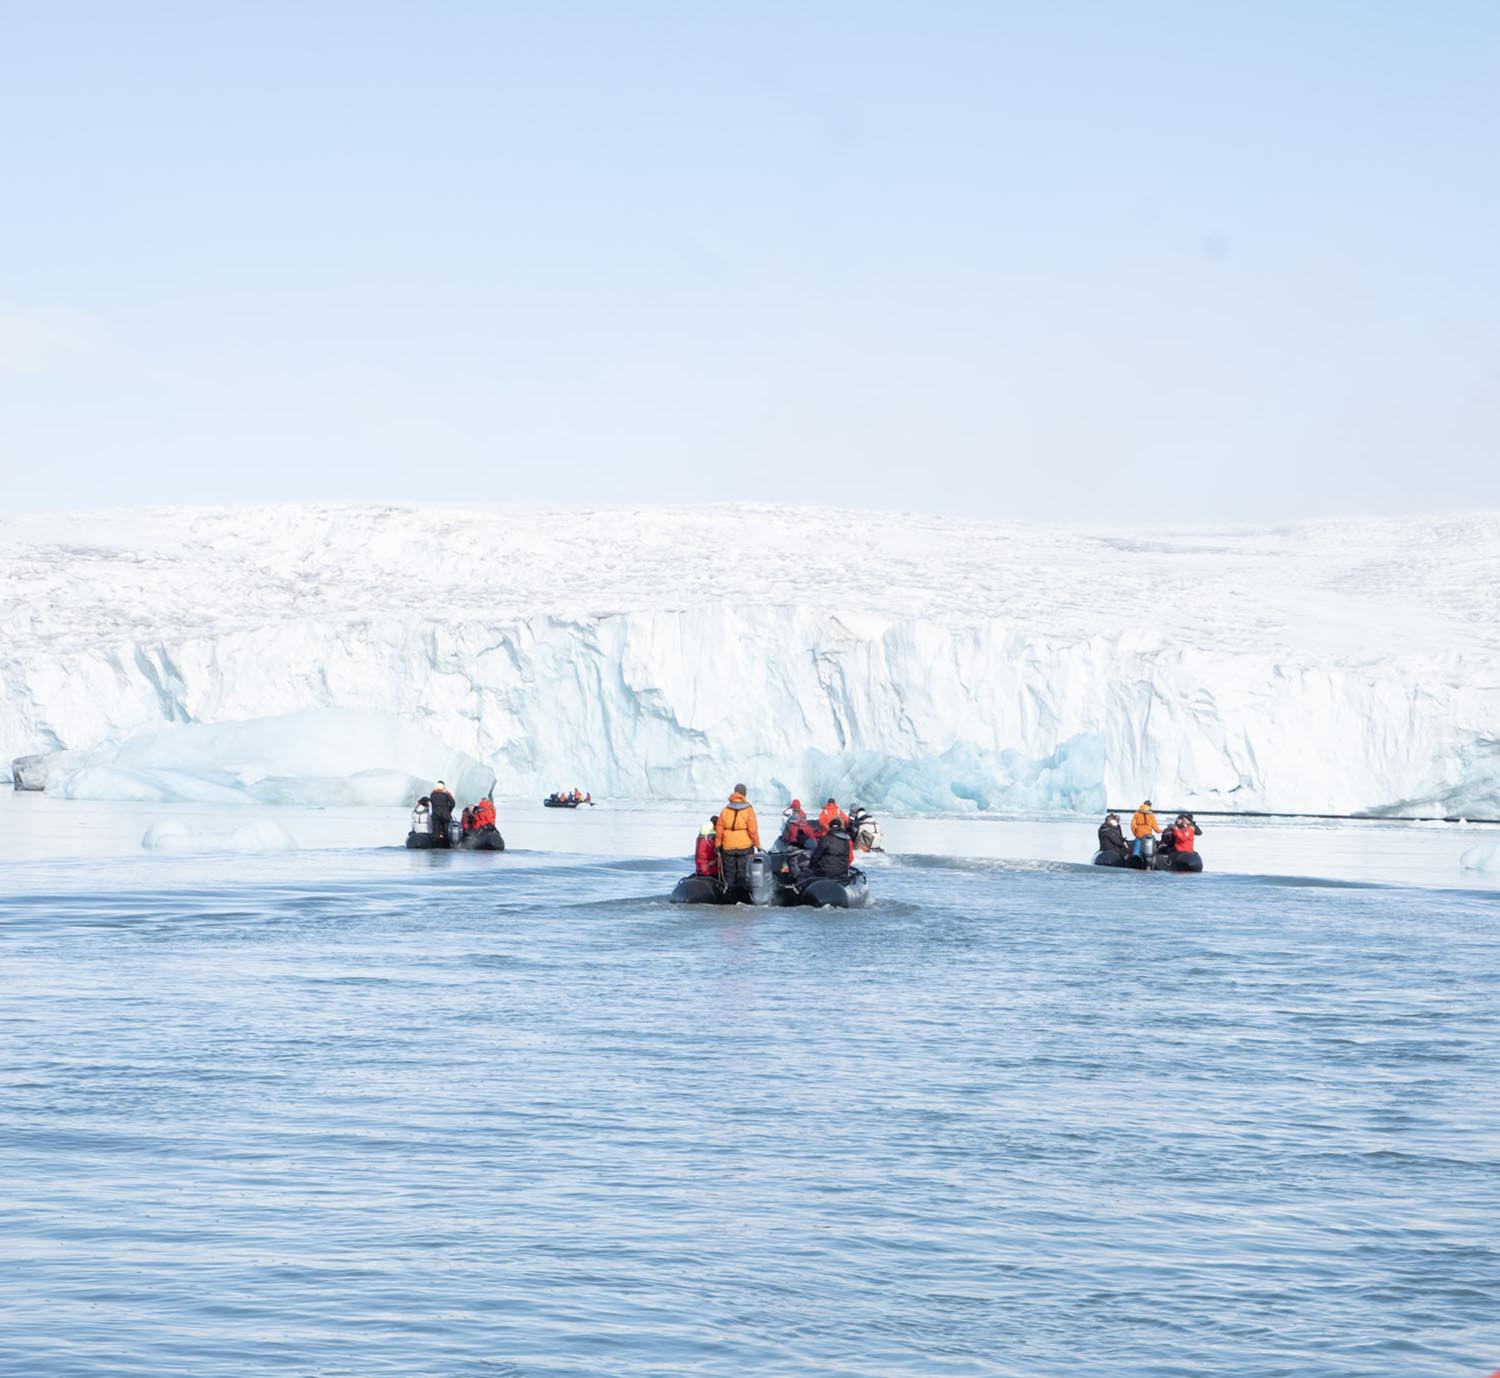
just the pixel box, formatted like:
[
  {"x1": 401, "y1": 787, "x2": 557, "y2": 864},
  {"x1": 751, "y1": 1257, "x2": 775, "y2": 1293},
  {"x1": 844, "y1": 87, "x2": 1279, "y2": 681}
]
[
  {"x1": 715, "y1": 783, "x2": 760, "y2": 891},
  {"x1": 430, "y1": 780, "x2": 456, "y2": 846},
  {"x1": 1129, "y1": 799, "x2": 1160, "y2": 859},
  {"x1": 694, "y1": 822, "x2": 719, "y2": 878},
  {"x1": 1097, "y1": 812, "x2": 1129, "y2": 863},
  {"x1": 809, "y1": 813, "x2": 853, "y2": 881},
  {"x1": 782, "y1": 797, "x2": 815, "y2": 848}
]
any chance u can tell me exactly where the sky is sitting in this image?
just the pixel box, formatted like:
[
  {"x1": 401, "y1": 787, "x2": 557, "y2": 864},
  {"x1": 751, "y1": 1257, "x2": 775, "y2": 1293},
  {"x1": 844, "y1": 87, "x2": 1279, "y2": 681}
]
[{"x1": 2, "y1": 1, "x2": 1497, "y2": 522}]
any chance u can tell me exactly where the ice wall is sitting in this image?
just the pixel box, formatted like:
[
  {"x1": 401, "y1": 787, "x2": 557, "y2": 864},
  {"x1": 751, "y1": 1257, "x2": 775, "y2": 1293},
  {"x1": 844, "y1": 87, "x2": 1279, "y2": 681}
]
[
  {"x1": 32, "y1": 710, "x2": 496, "y2": 806},
  {"x1": 4, "y1": 504, "x2": 1499, "y2": 816},
  {"x1": 5, "y1": 607, "x2": 1499, "y2": 816}
]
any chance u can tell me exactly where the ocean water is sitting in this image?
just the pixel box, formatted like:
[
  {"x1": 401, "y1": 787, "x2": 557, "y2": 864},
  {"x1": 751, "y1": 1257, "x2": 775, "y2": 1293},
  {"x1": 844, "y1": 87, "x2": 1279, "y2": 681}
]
[{"x1": 2, "y1": 797, "x2": 1498, "y2": 1377}]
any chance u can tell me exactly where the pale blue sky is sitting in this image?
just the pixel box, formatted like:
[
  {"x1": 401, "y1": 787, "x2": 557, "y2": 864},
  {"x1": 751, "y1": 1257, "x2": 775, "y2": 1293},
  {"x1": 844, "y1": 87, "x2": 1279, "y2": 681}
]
[{"x1": 2, "y1": 2, "x2": 1497, "y2": 520}]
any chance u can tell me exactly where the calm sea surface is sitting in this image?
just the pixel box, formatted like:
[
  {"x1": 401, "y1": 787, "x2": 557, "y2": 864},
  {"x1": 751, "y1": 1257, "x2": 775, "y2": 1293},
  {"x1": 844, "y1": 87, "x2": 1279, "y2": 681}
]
[{"x1": 2, "y1": 803, "x2": 1498, "y2": 1376}]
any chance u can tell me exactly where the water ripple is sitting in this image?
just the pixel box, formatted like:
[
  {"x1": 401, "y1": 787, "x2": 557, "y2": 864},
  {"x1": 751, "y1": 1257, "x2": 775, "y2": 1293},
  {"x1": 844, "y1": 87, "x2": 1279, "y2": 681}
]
[{"x1": 1, "y1": 853, "x2": 1497, "y2": 1376}]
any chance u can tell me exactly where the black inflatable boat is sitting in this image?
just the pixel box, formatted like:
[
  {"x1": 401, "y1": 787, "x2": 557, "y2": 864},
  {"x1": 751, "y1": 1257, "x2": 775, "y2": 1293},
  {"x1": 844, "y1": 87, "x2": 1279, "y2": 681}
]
[
  {"x1": 670, "y1": 853, "x2": 773, "y2": 905},
  {"x1": 781, "y1": 868, "x2": 870, "y2": 908},
  {"x1": 1093, "y1": 842, "x2": 1203, "y2": 873},
  {"x1": 765, "y1": 836, "x2": 872, "y2": 908},
  {"x1": 459, "y1": 824, "x2": 506, "y2": 851}
]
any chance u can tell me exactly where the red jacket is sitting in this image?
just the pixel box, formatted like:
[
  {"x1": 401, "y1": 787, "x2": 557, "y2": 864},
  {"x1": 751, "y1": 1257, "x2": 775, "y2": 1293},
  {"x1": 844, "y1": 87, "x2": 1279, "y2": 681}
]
[
  {"x1": 694, "y1": 836, "x2": 719, "y2": 876},
  {"x1": 472, "y1": 799, "x2": 496, "y2": 829},
  {"x1": 784, "y1": 820, "x2": 816, "y2": 847},
  {"x1": 1167, "y1": 825, "x2": 1195, "y2": 854}
]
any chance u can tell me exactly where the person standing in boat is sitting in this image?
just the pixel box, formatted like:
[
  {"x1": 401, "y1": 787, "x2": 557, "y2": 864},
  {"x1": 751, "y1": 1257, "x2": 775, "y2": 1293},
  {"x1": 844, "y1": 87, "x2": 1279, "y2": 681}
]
[
  {"x1": 1129, "y1": 799, "x2": 1160, "y2": 858},
  {"x1": 817, "y1": 797, "x2": 847, "y2": 832},
  {"x1": 430, "y1": 780, "x2": 456, "y2": 846},
  {"x1": 715, "y1": 784, "x2": 760, "y2": 892},
  {"x1": 1097, "y1": 812, "x2": 1129, "y2": 863},
  {"x1": 694, "y1": 822, "x2": 719, "y2": 878},
  {"x1": 782, "y1": 799, "x2": 816, "y2": 848}
]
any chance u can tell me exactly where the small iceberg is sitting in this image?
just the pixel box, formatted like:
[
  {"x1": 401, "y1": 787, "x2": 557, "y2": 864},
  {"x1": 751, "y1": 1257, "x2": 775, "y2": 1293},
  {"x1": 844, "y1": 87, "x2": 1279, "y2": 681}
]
[
  {"x1": 1459, "y1": 841, "x2": 1500, "y2": 873},
  {"x1": 142, "y1": 820, "x2": 298, "y2": 853},
  {"x1": 35, "y1": 709, "x2": 496, "y2": 806}
]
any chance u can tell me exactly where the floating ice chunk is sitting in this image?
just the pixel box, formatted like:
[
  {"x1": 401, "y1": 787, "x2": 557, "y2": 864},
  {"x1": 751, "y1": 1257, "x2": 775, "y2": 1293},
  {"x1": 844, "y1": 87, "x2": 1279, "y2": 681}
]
[
  {"x1": 1459, "y1": 842, "x2": 1500, "y2": 872},
  {"x1": 43, "y1": 709, "x2": 496, "y2": 806},
  {"x1": 142, "y1": 820, "x2": 298, "y2": 852},
  {"x1": 796, "y1": 735, "x2": 1107, "y2": 814},
  {"x1": 63, "y1": 766, "x2": 251, "y2": 804}
]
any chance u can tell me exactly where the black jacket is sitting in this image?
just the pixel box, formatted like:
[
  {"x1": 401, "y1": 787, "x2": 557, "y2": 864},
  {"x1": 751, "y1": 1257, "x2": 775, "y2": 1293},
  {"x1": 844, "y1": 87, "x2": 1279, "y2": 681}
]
[
  {"x1": 810, "y1": 826, "x2": 852, "y2": 880},
  {"x1": 1097, "y1": 820, "x2": 1128, "y2": 855},
  {"x1": 430, "y1": 789, "x2": 456, "y2": 823}
]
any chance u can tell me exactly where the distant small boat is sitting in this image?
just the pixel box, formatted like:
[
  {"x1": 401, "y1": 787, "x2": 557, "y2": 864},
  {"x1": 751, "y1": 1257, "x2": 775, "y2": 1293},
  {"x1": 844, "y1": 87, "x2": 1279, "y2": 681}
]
[{"x1": 543, "y1": 793, "x2": 593, "y2": 809}]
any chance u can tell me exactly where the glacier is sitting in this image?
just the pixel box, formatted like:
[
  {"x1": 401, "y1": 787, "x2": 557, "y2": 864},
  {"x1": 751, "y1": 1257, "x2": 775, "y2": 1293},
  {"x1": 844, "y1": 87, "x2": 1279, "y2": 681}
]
[
  {"x1": 3, "y1": 503, "x2": 1498, "y2": 816},
  {"x1": 28, "y1": 710, "x2": 497, "y2": 807}
]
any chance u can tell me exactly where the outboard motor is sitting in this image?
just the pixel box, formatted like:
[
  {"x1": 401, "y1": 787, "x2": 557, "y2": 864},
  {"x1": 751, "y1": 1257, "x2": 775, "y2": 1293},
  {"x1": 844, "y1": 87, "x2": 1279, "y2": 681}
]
[
  {"x1": 1140, "y1": 836, "x2": 1157, "y2": 863},
  {"x1": 746, "y1": 852, "x2": 772, "y2": 905},
  {"x1": 448, "y1": 819, "x2": 463, "y2": 847}
]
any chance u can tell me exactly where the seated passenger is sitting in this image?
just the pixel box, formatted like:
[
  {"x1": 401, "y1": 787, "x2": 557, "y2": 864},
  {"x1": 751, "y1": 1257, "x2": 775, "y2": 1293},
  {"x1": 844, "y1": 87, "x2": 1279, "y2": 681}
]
[
  {"x1": 694, "y1": 823, "x2": 719, "y2": 877},
  {"x1": 808, "y1": 817, "x2": 853, "y2": 882},
  {"x1": 849, "y1": 805, "x2": 882, "y2": 852},
  {"x1": 1096, "y1": 812, "x2": 1129, "y2": 861},
  {"x1": 411, "y1": 797, "x2": 432, "y2": 834},
  {"x1": 460, "y1": 806, "x2": 475, "y2": 834},
  {"x1": 1166, "y1": 816, "x2": 1196, "y2": 854},
  {"x1": 472, "y1": 797, "x2": 497, "y2": 830},
  {"x1": 817, "y1": 797, "x2": 847, "y2": 831}
]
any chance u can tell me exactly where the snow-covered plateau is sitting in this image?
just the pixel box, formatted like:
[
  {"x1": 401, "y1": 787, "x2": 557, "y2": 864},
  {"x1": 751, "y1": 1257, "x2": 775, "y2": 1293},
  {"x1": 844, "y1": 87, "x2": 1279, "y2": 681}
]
[{"x1": 3, "y1": 504, "x2": 1497, "y2": 816}]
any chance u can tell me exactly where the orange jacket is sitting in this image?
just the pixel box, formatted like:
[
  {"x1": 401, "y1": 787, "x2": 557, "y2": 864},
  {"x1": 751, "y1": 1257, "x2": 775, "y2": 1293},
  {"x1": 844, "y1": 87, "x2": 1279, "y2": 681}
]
[
  {"x1": 716, "y1": 794, "x2": 760, "y2": 852},
  {"x1": 817, "y1": 802, "x2": 846, "y2": 830},
  {"x1": 1130, "y1": 808, "x2": 1159, "y2": 838},
  {"x1": 472, "y1": 799, "x2": 496, "y2": 829}
]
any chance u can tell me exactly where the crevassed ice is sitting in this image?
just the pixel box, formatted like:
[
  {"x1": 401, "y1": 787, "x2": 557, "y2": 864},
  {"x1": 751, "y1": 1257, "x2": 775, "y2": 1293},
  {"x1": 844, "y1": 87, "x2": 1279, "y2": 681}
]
[{"x1": 4, "y1": 505, "x2": 1500, "y2": 816}]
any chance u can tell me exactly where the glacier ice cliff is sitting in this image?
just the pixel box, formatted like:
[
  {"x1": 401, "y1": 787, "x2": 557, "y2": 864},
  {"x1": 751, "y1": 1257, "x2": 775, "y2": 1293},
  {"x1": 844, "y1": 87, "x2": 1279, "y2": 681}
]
[
  {"x1": 26, "y1": 710, "x2": 496, "y2": 806},
  {"x1": 3, "y1": 504, "x2": 1498, "y2": 815}
]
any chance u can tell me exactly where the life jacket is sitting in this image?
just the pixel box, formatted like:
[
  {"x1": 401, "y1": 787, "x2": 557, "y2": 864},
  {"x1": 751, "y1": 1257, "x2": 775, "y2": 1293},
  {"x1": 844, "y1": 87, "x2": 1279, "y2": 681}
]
[
  {"x1": 1130, "y1": 809, "x2": 1158, "y2": 838},
  {"x1": 1168, "y1": 826, "x2": 1195, "y2": 854},
  {"x1": 411, "y1": 805, "x2": 431, "y2": 835},
  {"x1": 817, "y1": 802, "x2": 844, "y2": 830},
  {"x1": 694, "y1": 835, "x2": 718, "y2": 876},
  {"x1": 473, "y1": 799, "x2": 496, "y2": 829},
  {"x1": 716, "y1": 795, "x2": 759, "y2": 852}
]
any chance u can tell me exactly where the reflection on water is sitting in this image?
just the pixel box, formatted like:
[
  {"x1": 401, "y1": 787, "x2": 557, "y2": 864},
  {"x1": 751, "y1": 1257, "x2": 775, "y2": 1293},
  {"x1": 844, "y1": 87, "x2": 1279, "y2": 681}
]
[{"x1": 1, "y1": 795, "x2": 1498, "y2": 1376}]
